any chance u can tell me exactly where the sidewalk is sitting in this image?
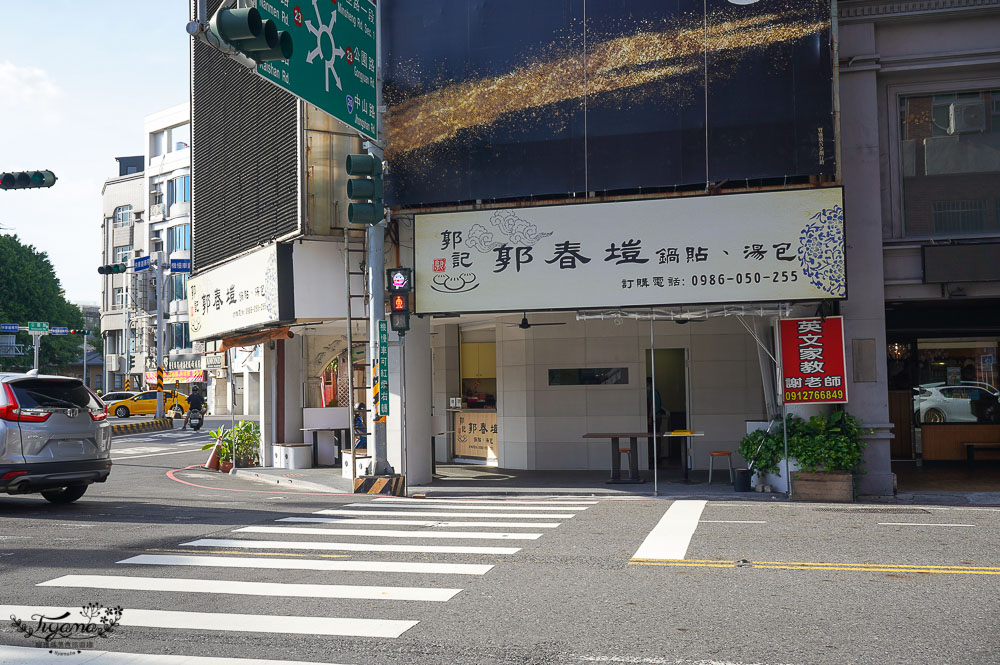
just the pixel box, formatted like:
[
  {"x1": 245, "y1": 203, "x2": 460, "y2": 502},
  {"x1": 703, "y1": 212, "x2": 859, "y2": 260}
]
[{"x1": 233, "y1": 463, "x2": 1000, "y2": 505}]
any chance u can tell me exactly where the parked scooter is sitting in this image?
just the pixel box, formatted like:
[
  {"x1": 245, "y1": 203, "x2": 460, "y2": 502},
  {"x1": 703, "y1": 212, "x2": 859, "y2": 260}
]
[{"x1": 189, "y1": 407, "x2": 204, "y2": 431}]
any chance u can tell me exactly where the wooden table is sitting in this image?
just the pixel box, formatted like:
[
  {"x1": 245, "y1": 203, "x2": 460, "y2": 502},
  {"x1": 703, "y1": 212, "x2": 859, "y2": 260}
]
[{"x1": 583, "y1": 431, "x2": 705, "y2": 483}]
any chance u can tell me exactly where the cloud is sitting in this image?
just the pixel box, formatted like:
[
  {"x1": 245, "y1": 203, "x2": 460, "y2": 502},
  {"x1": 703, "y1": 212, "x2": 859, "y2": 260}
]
[{"x1": 0, "y1": 60, "x2": 62, "y2": 116}]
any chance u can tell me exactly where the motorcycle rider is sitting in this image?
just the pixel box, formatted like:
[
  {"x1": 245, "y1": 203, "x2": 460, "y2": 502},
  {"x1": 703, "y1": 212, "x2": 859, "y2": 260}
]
[{"x1": 182, "y1": 385, "x2": 206, "y2": 430}]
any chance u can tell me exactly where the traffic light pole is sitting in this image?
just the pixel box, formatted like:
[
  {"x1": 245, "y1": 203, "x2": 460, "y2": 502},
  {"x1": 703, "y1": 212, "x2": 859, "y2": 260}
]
[
  {"x1": 368, "y1": 216, "x2": 390, "y2": 474},
  {"x1": 154, "y1": 255, "x2": 166, "y2": 419}
]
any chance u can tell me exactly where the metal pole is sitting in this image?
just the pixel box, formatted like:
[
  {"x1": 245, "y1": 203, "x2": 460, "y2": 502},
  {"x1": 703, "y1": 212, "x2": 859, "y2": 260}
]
[
  {"x1": 82, "y1": 335, "x2": 88, "y2": 386},
  {"x1": 368, "y1": 223, "x2": 389, "y2": 474},
  {"x1": 155, "y1": 256, "x2": 165, "y2": 418},
  {"x1": 32, "y1": 332, "x2": 40, "y2": 371},
  {"x1": 650, "y1": 311, "x2": 658, "y2": 496},
  {"x1": 400, "y1": 333, "x2": 407, "y2": 493},
  {"x1": 229, "y1": 347, "x2": 237, "y2": 472},
  {"x1": 777, "y1": 311, "x2": 791, "y2": 498}
]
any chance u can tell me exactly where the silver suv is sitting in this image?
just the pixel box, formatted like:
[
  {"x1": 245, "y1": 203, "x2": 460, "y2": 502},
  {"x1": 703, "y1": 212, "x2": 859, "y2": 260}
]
[{"x1": 0, "y1": 371, "x2": 112, "y2": 503}]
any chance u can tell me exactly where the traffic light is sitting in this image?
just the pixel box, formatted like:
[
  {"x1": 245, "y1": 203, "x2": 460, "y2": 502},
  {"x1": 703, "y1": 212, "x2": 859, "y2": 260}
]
[
  {"x1": 386, "y1": 268, "x2": 412, "y2": 294},
  {"x1": 209, "y1": 7, "x2": 292, "y2": 63},
  {"x1": 389, "y1": 293, "x2": 410, "y2": 333},
  {"x1": 68, "y1": 329, "x2": 91, "y2": 335},
  {"x1": 346, "y1": 153, "x2": 384, "y2": 225},
  {"x1": 98, "y1": 263, "x2": 127, "y2": 275},
  {"x1": 0, "y1": 170, "x2": 56, "y2": 190}
]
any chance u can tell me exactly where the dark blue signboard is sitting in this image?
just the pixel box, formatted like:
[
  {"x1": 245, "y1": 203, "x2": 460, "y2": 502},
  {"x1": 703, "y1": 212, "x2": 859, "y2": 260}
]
[
  {"x1": 134, "y1": 256, "x2": 151, "y2": 272},
  {"x1": 0, "y1": 324, "x2": 18, "y2": 333},
  {"x1": 170, "y1": 258, "x2": 191, "y2": 273},
  {"x1": 382, "y1": 0, "x2": 835, "y2": 207}
]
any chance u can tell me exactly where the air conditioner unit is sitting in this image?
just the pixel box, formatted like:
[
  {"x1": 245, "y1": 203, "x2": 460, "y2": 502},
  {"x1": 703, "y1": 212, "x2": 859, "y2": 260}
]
[
  {"x1": 105, "y1": 354, "x2": 120, "y2": 372},
  {"x1": 948, "y1": 101, "x2": 986, "y2": 134}
]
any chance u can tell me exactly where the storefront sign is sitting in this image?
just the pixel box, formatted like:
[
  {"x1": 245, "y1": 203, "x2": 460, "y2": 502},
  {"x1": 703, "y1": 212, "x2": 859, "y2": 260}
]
[
  {"x1": 454, "y1": 411, "x2": 498, "y2": 460},
  {"x1": 203, "y1": 353, "x2": 226, "y2": 370},
  {"x1": 187, "y1": 244, "x2": 294, "y2": 341},
  {"x1": 165, "y1": 354, "x2": 202, "y2": 371},
  {"x1": 779, "y1": 316, "x2": 848, "y2": 404},
  {"x1": 415, "y1": 188, "x2": 845, "y2": 314},
  {"x1": 144, "y1": 369, "x2": 206, "y2": 385}
]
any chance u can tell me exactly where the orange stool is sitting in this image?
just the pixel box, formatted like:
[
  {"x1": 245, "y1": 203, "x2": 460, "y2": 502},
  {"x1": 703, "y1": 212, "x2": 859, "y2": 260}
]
[{"x1": 708, "y1": 451, "x2": 733, "y2": 484}]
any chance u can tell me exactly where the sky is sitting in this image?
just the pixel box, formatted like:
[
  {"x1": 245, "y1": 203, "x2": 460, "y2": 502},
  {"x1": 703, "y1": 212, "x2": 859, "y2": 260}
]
[{"x1": 0, "y1": 1, "x2": 191, "y2": 305}]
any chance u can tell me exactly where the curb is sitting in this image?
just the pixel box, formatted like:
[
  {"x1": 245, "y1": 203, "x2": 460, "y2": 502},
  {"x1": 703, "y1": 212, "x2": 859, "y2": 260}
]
[
  {"x1": 234, "y1": 469, "x2": 354, "y2": 494},
  {"x1": 111, "y1": 418, "x2": 174, "y2": 437}
]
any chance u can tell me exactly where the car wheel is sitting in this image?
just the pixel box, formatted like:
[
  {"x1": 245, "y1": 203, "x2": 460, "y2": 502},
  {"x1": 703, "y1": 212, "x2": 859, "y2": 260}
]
[
  {"x1": 115, "y1": 406, "x2": 130, "y2": 418},
  {"x1": 41, "y1": 485, "x2": 88, "y2": 504},
  {"x1": 924, "y1": 408, "x2": 946, "y2": 423}
]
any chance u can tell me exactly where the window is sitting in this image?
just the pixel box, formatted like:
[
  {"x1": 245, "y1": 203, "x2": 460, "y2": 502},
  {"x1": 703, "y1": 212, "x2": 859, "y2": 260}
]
[
  {"x1": 113, "y1": 245, "x2": 132, "y2": 264},
  {"x1": 167, "y1": 175, "x2": 190, "y2": 209},
  {"x1": 112, "y1": 287, "x2": 125, "y2": 310},
  {"x1": 170, "y1": 123, "x2": 190, "y2": 152},
  {"x1": 169, "y1": 272, "x2": 189, "y2": 302},
  {"x1": 168, "y1": 323, "x2": 190, "y2": 350},
  {"x1": 899, "y1": 88, "x2": 1000, "y2": 237},
  {"x1": 113, "y1": 205, "x2": 132, "y2": 227},
  {"x1": 168, "y1": 224, "x2": 190, "y2": 253},
  {"x1": 548, "y1": 367, "x2": 629, "y2": 386},
  {"x1": 910, "y1": 337, "x2": 1000, "y2": 425},
  {"x1": 150, "y1": 130, "x2": 166, "y2": 159}
]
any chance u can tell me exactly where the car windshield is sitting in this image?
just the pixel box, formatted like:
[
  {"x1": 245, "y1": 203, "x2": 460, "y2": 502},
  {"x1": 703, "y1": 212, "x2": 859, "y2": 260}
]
[{"x1": 9, "y1": 378, "x2": 100, "y2": 410}]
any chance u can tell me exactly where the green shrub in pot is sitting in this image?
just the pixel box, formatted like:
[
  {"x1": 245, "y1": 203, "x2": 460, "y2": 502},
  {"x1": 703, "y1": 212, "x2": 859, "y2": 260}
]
[{"x1": 739, "y1": 410, "x2": 868, "y2": 478}]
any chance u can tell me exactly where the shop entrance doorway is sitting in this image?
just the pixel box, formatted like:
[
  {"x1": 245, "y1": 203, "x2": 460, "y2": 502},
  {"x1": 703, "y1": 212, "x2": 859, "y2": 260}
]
[{"x1": 645, "y1": 348, "x2": 688, "y2": 468}]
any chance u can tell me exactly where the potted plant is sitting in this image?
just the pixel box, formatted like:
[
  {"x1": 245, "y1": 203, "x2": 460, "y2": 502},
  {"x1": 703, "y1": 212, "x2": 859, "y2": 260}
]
[
  {"x1": 739, "y1": 410, "x2": 868, "y2": 502},
  {"x1": 202, "y1": 420, "x2": 261, "y2": 471}
]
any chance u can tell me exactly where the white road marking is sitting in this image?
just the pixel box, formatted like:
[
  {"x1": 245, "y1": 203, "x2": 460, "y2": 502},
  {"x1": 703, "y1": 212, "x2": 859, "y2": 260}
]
[
  {"x1": 699, "y1": 520, "x2": 766, "y2": 524},
  {"x1": 112, "y1": 446, "x2": 169, "y2": 455},
  {"x1": 878, "y1": 522, "x2": 975, "y2": 527},
  {"x1": 346, "y1": 501, "x2": 585, "y2": 512},
  {"x1": 41, "y1": 574, "x2": 461, "y2": 602},
  {"x1": 119, "y1": 553, "x2": 494, "y2": 575},
  {"x1": 372, "y1": 497, "x2": 598, "y2": 506},
  {"x1": 632, "y1": 500, "x2": 707, "y2": 560},
  {"x1": 237, "y1": 525, "x2": 541, "y2": 540},
  {"x1": 0, "y1": 645, "x2": 347, "y2": 665},
  {"x1": 318, "y1": 508, "x2": 575, "y2": 519},
  {"x1": 280, "y1": 516, "x2": 560, "y2": 528},
  {"x1": 0, "y1": 605, "x2": 417, "y2": 638},
  {"x1": 183, "y1": 538, "x2": 520, "y2": 555},
  {"x1": 111, "y1": 446, "x2": 204, "y2": 460}
]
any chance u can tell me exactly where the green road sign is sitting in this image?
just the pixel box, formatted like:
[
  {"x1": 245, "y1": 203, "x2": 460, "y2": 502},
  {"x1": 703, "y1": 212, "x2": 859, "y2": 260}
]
[
  {"x1": 256, "y1": 0, "x2": 377, "y2": 140},
  {"x1": 378, "y1": 320, "x2": 388, "y2": 416},
  {"x1": 27, "y1": 321, "x2": 48, "y2": 332}
]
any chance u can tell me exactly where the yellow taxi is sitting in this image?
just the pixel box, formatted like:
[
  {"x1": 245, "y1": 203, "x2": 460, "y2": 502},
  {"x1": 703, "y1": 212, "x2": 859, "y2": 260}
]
[{"x1": 107, "y1": 390, "x2": 189, "y2": 418}]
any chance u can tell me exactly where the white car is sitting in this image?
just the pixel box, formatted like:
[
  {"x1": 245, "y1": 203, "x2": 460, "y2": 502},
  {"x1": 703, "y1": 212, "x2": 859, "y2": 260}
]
[{"x1": 914, "y1": 382, "x2": 1000, "y2": 423}]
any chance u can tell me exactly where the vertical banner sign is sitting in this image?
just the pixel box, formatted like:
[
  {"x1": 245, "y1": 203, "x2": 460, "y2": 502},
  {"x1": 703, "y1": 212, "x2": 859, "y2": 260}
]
[
  {"x1": 378, "y1": 320, "x2": 389, "y2": 417},
  {"x1": 156, "y1": 366, "x2": 164, "y2": 394},
  {"x1": 779, "y1": 316, "x2": 848, "y2": 404}
]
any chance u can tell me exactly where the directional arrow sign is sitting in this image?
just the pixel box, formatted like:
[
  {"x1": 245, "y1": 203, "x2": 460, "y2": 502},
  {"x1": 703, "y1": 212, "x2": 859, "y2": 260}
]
[
  {"x1": 27, "y1": 322, "x2": 48, "y2": 332},
  {"x1": 255, "y1": 0, "x2": 377, "y2": 140},
  {"x1": 50, "y1": 327, "x2": 69, "y2": 335}
]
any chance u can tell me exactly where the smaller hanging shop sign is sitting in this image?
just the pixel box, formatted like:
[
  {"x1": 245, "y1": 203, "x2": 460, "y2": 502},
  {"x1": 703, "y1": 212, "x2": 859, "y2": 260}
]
[{"x1": 778, "y1": 316, "x2": 848, "y2": 404}]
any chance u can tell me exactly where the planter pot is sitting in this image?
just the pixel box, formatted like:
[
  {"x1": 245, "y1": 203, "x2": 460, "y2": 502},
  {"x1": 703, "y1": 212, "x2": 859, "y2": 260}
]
[
  {"x1": 219, "y1": 460, "x2": 234, "y2": 473},
  {"x1": 790, "y1": 470, "x2": 854, "y2": 503},
  {"x1": 751, "y1": 458, "x2": 800, "y2": 493}
]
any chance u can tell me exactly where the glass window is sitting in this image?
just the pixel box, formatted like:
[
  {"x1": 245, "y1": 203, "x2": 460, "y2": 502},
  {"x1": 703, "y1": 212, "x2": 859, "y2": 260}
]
[
  {"x1": 112, "y1": 287, "x2": 125, "y2": 310},
  {"x1": 113, "y1": 245, "x2": 131, "y2": 263},
  {"x1": 168, "y1": 224, "x2": 190, "y2": 253},
  {"x1": 168, "y1": 323, "x2": 190, "y2": 350},
  {"x1": 548, "y1": 368, "x2": 629, "y2": 386},
  {"x1": 150, "y1": 130, "x2": 166, "y2": 159},
  {"x1": 170, "y1": 123, "x2": 190, "y2": 151},
  {"x1": 170, "y1": 272, "x2": 189, "y2": 302},
  {"x1": 167, "y1": 175, "x2": 191, "y2": 208},
  {"x1": 899, "y1": 89, "x2": 1000, "y2": 237},
  {"x1": 913, "y1": 337, "x2": 1000, "y2": 424},
  {"x1": 113, "y1": 205, "x2": 132, "y2": 227}
]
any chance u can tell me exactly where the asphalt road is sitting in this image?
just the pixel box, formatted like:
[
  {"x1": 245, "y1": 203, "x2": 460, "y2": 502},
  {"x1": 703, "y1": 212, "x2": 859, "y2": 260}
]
[{"x1": 0, "y1": 427, "x2": 997, "y2": 665}]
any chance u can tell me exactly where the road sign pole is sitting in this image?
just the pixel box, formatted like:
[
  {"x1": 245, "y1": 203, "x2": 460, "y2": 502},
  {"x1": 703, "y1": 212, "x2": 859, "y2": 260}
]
[
  {"x1": 32, "y1": 332, "x2": 40, "y2": 371},
  {"x1": 155, "y1": 255, "x2": 165, "y2": 419}
]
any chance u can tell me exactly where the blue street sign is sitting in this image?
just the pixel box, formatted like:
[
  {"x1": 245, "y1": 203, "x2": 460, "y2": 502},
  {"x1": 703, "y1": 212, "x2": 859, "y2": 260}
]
[
  {"x1": 134, "y1": 256, "x2": 151, "y2": 272},
  {"x1": 0, "y1": 324, "x2": 18, "y2": 332},
  {"x1": 50, "y1": 327, "x2": 68, "y2": 335},
  {"x1": 170, "y1": 258, "x2": 191, "y2": 273}
]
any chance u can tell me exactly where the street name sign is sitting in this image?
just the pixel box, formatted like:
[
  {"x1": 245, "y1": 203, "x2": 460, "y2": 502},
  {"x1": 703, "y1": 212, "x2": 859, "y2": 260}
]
[
  {"x1": 170, "y1": 258, "x2": 191, "y2": 273},
  {"x1": 255, "y1": 0, "x2": 378, "y2": 139},
  {"x1": 27, "y1": 322, "x2": 48, "y2": 332},
  {"x1": 50, "y1": 327, "x2": 68, "y2": 335},
  {"x1": 378, "y1": 319, "x2": 389, "y2": 416},
  {"x1": 0, "y1": 324, "x2": 18, "y2": 333},
  {"x1": 134, "y1": 256, "x2": 151, "y2": 272}
]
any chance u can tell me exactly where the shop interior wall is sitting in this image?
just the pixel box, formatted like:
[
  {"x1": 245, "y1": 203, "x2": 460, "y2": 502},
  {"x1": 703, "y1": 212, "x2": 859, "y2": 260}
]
[
  {"x1": 492, "y1": 313, "x2": 767, "y2": 471},
  {"x1": 431, "y1": 324, "x2": 461, "y2": 464}
]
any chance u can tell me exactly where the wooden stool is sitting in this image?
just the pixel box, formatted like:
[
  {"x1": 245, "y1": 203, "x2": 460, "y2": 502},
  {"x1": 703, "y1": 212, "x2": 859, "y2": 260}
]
[{"x1": 708, "y1": 451, "x2": 733, "y2": 484}]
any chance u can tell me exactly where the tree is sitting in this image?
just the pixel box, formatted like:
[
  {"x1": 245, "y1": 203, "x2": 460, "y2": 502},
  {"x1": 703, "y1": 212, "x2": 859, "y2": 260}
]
[{"x1": 0, "y1": 235, "x2": 85, "y2": 372}]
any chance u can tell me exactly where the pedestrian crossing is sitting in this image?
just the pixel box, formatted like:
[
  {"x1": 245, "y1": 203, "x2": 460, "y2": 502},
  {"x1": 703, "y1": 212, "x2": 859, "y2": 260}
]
[{"x1": 6, "y1": 495, "x2": 598, "y2": 663}]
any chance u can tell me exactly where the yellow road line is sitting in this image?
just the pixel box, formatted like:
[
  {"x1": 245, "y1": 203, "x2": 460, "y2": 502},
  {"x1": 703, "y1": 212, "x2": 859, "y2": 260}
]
[
  {"x1": 147, "y1": 548, "x2": 350, "y2": 559},
  {"x1": 628, "y1": 557, "x2": 1000, "y2": 575}
]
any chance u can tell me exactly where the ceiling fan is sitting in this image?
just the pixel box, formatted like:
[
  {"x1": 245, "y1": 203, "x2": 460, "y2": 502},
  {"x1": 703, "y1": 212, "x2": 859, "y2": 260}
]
[{"x1": 507, "y1": 312, "x2": 567, "y2": 330}]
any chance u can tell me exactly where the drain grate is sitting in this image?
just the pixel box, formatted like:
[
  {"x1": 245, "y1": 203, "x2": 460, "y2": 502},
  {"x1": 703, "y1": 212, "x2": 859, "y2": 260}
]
[{"x1": 817, "y1": 507, "x2": 930, "y2": 514}]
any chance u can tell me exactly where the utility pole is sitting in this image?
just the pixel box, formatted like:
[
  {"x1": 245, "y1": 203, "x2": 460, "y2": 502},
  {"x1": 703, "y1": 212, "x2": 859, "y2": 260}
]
[
  {"x1": 367, "y1": 208, "x2": 390, "y2": 474},
  {"x1": 154, "y1": 253, "x2": 166, "y2": 419}
]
